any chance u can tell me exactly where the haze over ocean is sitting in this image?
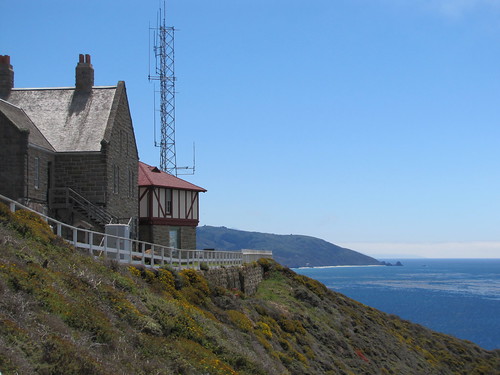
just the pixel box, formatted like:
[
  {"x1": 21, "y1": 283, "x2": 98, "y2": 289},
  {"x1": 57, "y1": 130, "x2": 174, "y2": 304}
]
[{"x1": 295, "y1": 258, "x2": 500, "y2": 350}]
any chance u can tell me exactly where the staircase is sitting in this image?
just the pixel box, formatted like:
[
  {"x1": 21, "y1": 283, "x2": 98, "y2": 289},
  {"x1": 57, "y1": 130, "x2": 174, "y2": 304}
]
[{"x1": 49, "y1": 188, "x2": 117, "y2": 227}]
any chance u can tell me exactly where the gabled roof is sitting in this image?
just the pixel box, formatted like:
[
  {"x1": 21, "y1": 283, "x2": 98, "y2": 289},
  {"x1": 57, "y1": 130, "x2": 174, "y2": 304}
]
[
  {"x1": 6, "y1": 86, "x2": 118, "y2": 152},
  {"x1": 0, "y1": 98, "x2": 55, "y2": 152},
  {"x1": 138, "y1": 161, "x2": 206, "y2": 192}
]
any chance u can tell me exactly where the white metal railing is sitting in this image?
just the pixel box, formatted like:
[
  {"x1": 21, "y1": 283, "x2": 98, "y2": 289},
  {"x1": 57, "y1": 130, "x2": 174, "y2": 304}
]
[
  {"x1": 0, "y1": 193, "x2": 272, "y2": 270},
  {"x1": 242, "y1": 249, "x2": 273, "y2": 263}
]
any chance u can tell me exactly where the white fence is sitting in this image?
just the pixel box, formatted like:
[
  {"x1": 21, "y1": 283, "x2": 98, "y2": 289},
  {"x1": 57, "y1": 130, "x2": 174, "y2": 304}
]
[{"x1": 0, "y1": 194, "x2": 272, "y2": 270}]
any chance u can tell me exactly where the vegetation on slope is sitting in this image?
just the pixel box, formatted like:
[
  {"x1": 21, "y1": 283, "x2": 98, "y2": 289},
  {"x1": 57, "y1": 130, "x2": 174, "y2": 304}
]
[
  {"x1": 0, "y1": 204, "x2": 499, "y2": 375},
  {"x1": 197, "y1": 225, "x2": 381, "y2": 268}
]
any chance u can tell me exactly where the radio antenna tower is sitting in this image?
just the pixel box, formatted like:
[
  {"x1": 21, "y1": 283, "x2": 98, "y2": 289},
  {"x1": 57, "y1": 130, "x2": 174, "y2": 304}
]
[{"x1": 149, "y1": 0, "x2": 177, "y2": 175}]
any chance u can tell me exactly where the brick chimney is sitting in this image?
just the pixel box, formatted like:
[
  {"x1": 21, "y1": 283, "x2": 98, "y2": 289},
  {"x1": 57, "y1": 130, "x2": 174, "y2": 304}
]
[
  {"x1": 0, "y1": 55, "x2": 14, "y2": 99},
  {"x1": 75, "y1": 54, "x2": 94, "y2": 92}
]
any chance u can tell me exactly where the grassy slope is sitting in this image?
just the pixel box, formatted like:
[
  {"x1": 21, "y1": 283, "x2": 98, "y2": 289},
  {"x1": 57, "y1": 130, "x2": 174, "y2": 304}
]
[
  {"x1": 0, "y1": 205, "x2": 499, "y2": 375},
  {"x1": 197, "y1": 226, "x2": 381, "y2": 268}
]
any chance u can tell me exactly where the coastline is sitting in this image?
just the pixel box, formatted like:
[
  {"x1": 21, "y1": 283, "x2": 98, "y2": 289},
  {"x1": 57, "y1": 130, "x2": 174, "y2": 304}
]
[{"x1": 294, "y1": 264, "x2": 385, "y2": 270}]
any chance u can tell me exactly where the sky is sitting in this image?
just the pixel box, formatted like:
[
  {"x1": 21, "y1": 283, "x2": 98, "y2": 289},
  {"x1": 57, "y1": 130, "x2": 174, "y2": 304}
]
[{"x1": 1, "y1": 0, "x2": 500, "y2": 258}]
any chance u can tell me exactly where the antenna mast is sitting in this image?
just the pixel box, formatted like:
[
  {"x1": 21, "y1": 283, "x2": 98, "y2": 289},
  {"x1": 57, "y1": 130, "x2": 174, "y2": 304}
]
[{"x1": 149, "y1": 0, "x2": 176, "y2": 175}]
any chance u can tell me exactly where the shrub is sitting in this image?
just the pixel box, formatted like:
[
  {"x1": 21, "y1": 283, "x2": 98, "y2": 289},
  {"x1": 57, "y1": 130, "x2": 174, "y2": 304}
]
[
  {"x1": 227, "y1": 310, "x2": 253, "y2": 332},
  {"x1": 12, "y1": 210, "x2": 56, "y2": 244},
  {"x1": 179, "y1": 269, "x2": 210, "y2": 296},
  {"x1": 256, "y1": 321, "x2": 273, "y2": 339},
  {"x1": 174, "y1": 338, "x2": 237, "y2": 375},
  {"x1": 128, "y1": 265, "x2": 142, "y2": 278},
  {"x1": 293, "y1": 274, "x2": 328, "y2": 297},
  {"x1": 0, "y1": 202, "x2": 12, "y2": 223},
  {"x1": 278, "y1": 318, "x2": 306, "y2": 335},
  {"x1": 199, "y1": 262, "x2": 209, "y2": 271},
  {"x1": 257, "y1": 258, "x2": 273, "y2": 273},
  {"x1": 156, "y1": 268, "x2": 176, "y2": 295},
  {"x1": 41, "y1": 335, "x2": 104, "y2": 375}
]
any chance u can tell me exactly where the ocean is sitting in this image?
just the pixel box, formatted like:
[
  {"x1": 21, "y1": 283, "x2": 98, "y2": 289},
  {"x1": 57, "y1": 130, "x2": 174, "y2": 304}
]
[{"x1": 294, "y1": 258, "x2": 500, "y2": 351}]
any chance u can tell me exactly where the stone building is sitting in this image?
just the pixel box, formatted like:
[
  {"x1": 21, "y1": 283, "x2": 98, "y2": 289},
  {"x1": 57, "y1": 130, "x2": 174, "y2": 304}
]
[
  {"x1": 138, "y1": 161, "x2": 206, "y2": 250},
  {"x1": 0, "y1": 54, "x2": 139, "y2": 233}
]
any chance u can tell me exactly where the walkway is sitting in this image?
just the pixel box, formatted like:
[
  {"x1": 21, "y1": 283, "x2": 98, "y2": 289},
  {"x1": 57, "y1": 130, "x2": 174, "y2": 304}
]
[{"x1": 0, "y1": 194, "x2": 272, "y2": 270}]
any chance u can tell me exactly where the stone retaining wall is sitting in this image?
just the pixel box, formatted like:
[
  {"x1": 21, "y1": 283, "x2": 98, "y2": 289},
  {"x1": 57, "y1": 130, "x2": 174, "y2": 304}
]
[{"x1": 203, "y1": 263, "x2": 264, "y2": 295}]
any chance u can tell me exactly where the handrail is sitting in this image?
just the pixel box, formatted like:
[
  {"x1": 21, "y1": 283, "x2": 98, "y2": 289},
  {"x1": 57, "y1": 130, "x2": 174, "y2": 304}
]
[
  {"x1": 0, "y1": 193, "x2": 272, "y2": 270},
  {"x1": 49, "y1": 187, "x2": 117, "y2": 226}
]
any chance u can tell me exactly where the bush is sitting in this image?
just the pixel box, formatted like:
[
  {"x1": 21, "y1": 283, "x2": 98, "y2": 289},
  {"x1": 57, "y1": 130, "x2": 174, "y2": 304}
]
[
  {"x1": 256, "y1": 321, "x2": 273, "y2": 339},
  {"x1": 11, "y1": 209, "x2": 56, "y2": 244},
  {"x1": 179, "y1": 269, "x2": 210, "y2": 296},
  {"x1": 40, "y1": 335, "x2": 104, "y2": 375},
  {"x1": 200, "y1": 262, "x2": 209, "y2": 271},
  {"x1": 227, "y1": 310, "x2": 253, "y2": 332}
]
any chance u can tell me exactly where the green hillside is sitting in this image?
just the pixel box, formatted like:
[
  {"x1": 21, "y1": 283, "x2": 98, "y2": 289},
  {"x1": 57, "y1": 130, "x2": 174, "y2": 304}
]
[
  {"x1": 197, "y1": 226, "x2": 381, "y2": 268},
  {"x1": 1, "y1": 205, "x2": 499, "y2": 374}
]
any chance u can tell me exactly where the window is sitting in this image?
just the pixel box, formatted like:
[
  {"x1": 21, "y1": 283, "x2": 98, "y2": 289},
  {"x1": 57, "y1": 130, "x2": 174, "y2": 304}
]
[
  {"x1": 128, "y1": 168, "x2": 133, "y2": 198},
  {"x1": 126, "y1": 132, "x2": 129, "y2": 155},
  {"x1": 34, "y1": 157, "x2": 40, "y2": 189},
  {"x1": 113, "y1": 165, "x2": 119, "y2": 194},
  {"x1": 166, "y1": 189, "x2": 172, "y2": 214}
]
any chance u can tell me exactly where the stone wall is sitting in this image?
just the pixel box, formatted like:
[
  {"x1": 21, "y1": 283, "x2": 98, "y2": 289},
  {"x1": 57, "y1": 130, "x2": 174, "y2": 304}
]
[
  {"x1": 26, "y1": 147, "x2": 55, "y2": 206},
  {"x1": 203, "y1": 263, "x2": 264, "y2": 296},
  {"x1": 104, "y1": 82, "x2": 139, "y2": 223},
  {"x1": 139, "y1": 224, "x2": 168, "y2": 246},
  {"x1": 0, "y1": 113, "x2": 27, "y2": 201},
  {"x1": 55, "y1": 152, "x2": 107, "y2": 204},
  {"x1": 139, "y1": 224, "x2": 197, "y2": 250},
  {"x1": 180, "y1": 226, "x2": 196, "y2": 250}
]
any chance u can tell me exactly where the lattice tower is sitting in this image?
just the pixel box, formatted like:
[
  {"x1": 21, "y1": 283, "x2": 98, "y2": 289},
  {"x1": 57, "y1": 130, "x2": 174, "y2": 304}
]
[{"x1": 149, "y1": 1, "x2": 177, "y2": 175}]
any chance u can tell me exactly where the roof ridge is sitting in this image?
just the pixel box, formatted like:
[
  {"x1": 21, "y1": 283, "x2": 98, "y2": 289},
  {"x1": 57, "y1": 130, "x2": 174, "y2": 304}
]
[
  {"x1": 138, "y1": 161, "x2": 206, "y2": 192},
  {"x1": 0, "y1": 98, "x2": 56, "y2": 152},
  {"x1": 11, "y1": 86, "x2": 117, "y2": 91},
  {"x1": 0, "y1": 98, "x2": 23, "y2": 110}
]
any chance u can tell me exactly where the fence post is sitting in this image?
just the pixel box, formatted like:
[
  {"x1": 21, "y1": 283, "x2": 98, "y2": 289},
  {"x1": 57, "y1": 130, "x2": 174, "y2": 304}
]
[
  {"x1": 103, "y1": 235, "x2": 108, "y2": 259},
  {"x1": 89, "y1": 232, "x2": 93, "y2": 255}
]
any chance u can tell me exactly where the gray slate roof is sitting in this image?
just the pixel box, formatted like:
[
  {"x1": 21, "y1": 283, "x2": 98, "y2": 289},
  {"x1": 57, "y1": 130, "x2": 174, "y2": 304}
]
[
  {"x1": 7, "y1": 87, "x2": 117, "y2": 152},
  {"x1": 0, "y1": 98, "x2": 55, "y2": 152}
]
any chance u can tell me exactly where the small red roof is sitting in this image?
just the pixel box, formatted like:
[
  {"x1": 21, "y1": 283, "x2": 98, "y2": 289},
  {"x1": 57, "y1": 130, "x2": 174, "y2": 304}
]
[{"x1": 138, "y1": 162, "x2": 207, "y2": 192}]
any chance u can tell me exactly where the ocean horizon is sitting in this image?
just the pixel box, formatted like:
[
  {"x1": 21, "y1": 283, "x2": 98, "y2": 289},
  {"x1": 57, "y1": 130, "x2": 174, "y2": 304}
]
[{"x1": 295, "y1": 258, "x2": 500, "y2": 351}]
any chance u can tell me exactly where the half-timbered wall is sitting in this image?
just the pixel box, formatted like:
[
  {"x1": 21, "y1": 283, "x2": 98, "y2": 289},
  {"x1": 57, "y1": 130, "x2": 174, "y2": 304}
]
[{"x1": 139, "y1": 186, "x2": 200, "y2": 222}]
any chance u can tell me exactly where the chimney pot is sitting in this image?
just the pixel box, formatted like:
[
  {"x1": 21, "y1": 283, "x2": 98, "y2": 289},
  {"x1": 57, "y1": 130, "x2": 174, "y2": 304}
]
[{"x1": 76, "y1": 54, "x2": 94, "y2": 93}]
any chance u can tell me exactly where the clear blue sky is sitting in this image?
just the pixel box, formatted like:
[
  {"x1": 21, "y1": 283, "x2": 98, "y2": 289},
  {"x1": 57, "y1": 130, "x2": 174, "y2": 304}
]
[{"x1": 2, "y1": 0, "x2": 500, "y2": 258}]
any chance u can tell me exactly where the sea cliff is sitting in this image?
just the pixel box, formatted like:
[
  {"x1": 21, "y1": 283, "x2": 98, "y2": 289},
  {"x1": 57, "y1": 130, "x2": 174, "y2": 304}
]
[{"x1": 0, "y1": 205, "x2": 499, "y2": 374}]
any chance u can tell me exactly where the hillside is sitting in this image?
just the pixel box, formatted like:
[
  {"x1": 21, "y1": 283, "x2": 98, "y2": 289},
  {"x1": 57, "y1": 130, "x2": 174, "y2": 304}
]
[
  {"x1": 1, "y1": 206, "x2": 499, "y2": 375},
  {"x1": 197, "y1": 225, "x2": 381, "y2": 268}
]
